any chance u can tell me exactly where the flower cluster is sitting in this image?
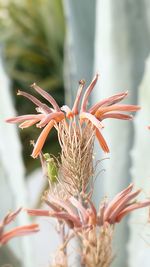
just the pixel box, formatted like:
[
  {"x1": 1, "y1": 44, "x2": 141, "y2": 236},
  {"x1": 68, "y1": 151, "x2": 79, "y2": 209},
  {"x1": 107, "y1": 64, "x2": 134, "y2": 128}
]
[
  {"x1": 26, "y1": 183, "x2": 150, "y2": 229},
  {"x1": 25, "y1": 183, "x2": 150, "y2": 267},
  {"x1": 6, "y1": 74, "x2": 140, "y2": 158}
]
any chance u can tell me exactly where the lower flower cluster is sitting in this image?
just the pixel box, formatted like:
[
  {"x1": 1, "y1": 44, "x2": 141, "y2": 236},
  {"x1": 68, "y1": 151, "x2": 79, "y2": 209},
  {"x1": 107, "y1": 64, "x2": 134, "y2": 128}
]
[{"x1": 26, "y1": 183, "x2": 150, "y2": 267}]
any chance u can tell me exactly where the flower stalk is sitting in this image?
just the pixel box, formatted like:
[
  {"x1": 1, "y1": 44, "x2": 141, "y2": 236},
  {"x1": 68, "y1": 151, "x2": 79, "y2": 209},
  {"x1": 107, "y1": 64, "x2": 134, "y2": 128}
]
[{"x1": 5, "y1": 75, "x2": 150, "y2": 267}]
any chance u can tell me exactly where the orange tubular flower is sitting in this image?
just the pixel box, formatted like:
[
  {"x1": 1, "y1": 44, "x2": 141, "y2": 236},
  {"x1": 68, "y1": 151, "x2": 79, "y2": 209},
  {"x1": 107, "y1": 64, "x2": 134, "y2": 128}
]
[
  {"x1": 6, "y1": 84, "x2": 65, "y2": 158},
  {"x1": 6, "y1": 75, "x2": 140, "y2": 157},
  {"x1": 0, "y1": 208, "x2": 39, "y2": 246}
]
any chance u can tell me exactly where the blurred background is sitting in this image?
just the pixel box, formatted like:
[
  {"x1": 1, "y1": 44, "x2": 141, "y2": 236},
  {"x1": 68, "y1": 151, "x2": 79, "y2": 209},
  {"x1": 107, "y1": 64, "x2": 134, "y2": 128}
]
[{"x1": 0, "y1": 0, "x2": 150, "y2": 267}]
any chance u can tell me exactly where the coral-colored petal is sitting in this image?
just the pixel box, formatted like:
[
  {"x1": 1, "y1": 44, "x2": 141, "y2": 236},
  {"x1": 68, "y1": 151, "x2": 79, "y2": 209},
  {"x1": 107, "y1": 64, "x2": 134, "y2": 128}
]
[
  {"x1": 47, "y1": 196, "x2": 76, "y2": 218},
  {"x1": 116, "y1": 200, "x2": 150, "y2": 223},
  {"x1": 103, "y1": 184, "x2": 133, "y2": 222},
  {"x1": 95, "y1": 105, "x2": 140, "y2": 118},
  {"x1": 17, "y1": 90, "x2": 52, "y2": 113},
  {"x1": 105, "y1": 189, "x2": 141, "y2": 223},
  {"x1": 6, "y1": 114, "x2": 44, "y2": 124},
  {"x1": 31, "y1": 83, "x2": 60, "y2": 111},
  {"x1": 3, "y1": 208, "x2": 22, "y2": 226},
  {"x1": 89, "y1": 91, "x2": 128, "y2": 114},
  {"x1": 44, "y1": 199, "x2": 61, "y2": 212},
  {"x1": 95, "y1": 129, "x2": 110, "y2": 153},
  {"x1": 37, "y1": 112, "x2": 64, "y2": 128},
  {"x1": 31, "y1": 120, "x2": 56, "y2": 158},
  {"x1": 81, "y1": 74, "x2": 99, "y2": 112},
  {"x1": 49, "y1": 211, "x2": 81, "y2": 228},
  {"x1": 72, "y1": 79, "x2": 85, "y2": 115},
  {"x1": 19, "y1": 119, "x2": 40, "y2": 129},
  {"x1": 100, "y1": 113, "x2": 133, "y2": 121},
  {"x1": 80, "y1": 112, "x2": 103, "y2": 130},
  {"x1": 80, "y1": 111, "x2": 107, "y2": 153},
  {"x1": 0, "y1": 224, "x2": 39, "y2": 245},
  {"x1": 26, "y1": 209, "x2": 50, "y2": 216},
  {"x1": 45, "y1": 196, "x2": 82, "y2": 227}
]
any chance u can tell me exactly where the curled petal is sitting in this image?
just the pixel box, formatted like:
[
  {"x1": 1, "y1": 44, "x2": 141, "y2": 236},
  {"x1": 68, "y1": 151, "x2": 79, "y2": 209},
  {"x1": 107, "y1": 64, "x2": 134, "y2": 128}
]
[
  {"x1": 89, "y1": 91, "x2": 128, "y2": 114},
  {"x1": 81, "y1": 74, "x2": 99, "y2": 112},
  {"x1": 31, "y1": 83, "x2": 60, "y2": 111}
]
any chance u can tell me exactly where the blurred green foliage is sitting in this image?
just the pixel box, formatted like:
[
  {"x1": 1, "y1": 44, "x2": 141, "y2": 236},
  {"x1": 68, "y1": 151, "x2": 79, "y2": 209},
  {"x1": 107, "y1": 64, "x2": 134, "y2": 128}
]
[{"x1": 0, "y1": 0, "x2": 65, "y2": 174}]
